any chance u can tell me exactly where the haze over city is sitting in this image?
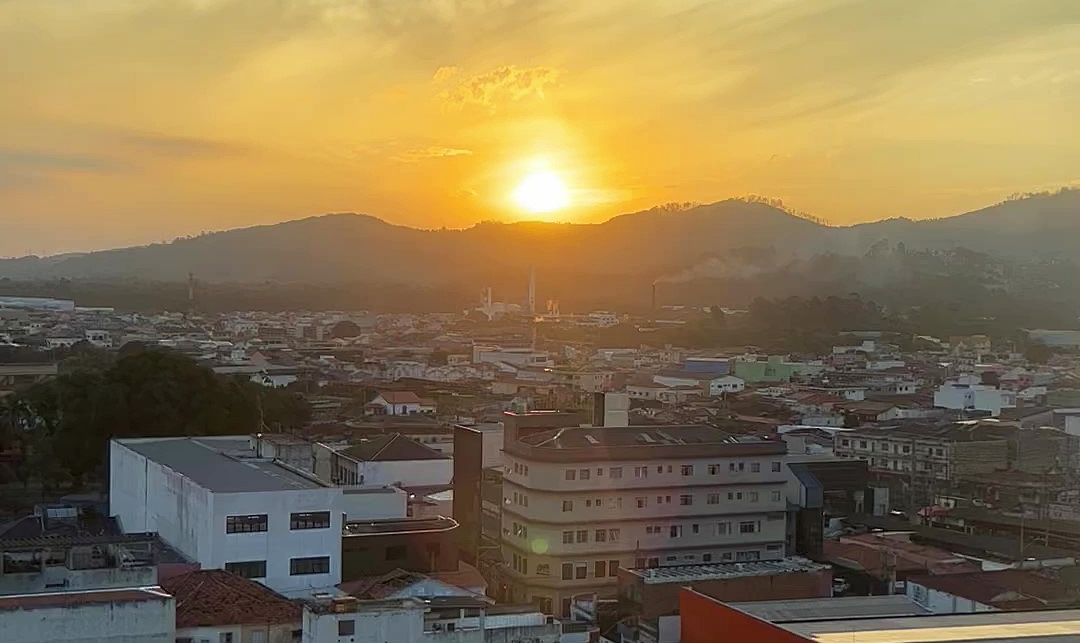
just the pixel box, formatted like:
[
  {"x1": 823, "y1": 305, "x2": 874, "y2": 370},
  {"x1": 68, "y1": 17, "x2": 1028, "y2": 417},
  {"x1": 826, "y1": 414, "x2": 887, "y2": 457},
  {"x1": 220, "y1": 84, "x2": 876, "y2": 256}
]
[{"x1": 3, "y1": 0, "x2": 1080, "y2": 255}]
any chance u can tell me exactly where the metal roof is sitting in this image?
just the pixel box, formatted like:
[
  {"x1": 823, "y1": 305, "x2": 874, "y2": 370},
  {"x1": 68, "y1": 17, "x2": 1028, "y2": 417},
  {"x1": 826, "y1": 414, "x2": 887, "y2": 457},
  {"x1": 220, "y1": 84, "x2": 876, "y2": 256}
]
[
  {"x1": 117, "y1": 437, "x2": 326, "y2": 493},
  {"x1": 731, "y1": 595, "x2": 929, "y2": 622},
  {"x1": 783, "y1": 608, "x2": 1080, "y2": 643}
]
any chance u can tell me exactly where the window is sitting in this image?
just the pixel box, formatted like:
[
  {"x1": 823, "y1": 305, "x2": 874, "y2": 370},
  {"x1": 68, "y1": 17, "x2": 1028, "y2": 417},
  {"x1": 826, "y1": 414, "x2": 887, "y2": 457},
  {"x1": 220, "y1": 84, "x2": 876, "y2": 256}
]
[
  {"x1": 692, "y1": 523, "x2": 700, "y2": 534},
  {"x1": 738, "y1": 462, "x2": 745, "y2": 472},
  {"x1": 722, "y1": 552, "x2": 733, "y2": 561},
  {"x1": 289, "y1": 556, "x2": 330, "y2": 576},
  {"x1": 385, "y1": 545, "x2": 407, "y2": 561},
  {"x1": 610, "y1": 467, "x2": 623, "y2": 479},
  {"x1": 608, "y1": 560, "x2": 619, "y2": 576},
  {"x1": 636, "y1": 497, "x2": 647, "y2": 509},
  {"x1": 562, "y1": 500, "x2": 574, "y2": 512},
  {"x1": 727, "y1": 491, "x2": 734, "y2": 500},
  {"x1": 665, "y1": 555, "x2": 677, "y2": 562},
  {"x1": 751, "y1": 462, "x2": 761, "y2": 473},
  {"x1": 670, "y1": 525, "x2": 682, "y2": 538},
  {"x1": 580, "y1": 469, "x2": 591, "y2": 480},
  {"x1": 595, "y1": 529, "x2": 607, "y2": 543},
  {"x1": 736, "y1": 492, "x2": 743, "y2": 500},
  {"x1": 576, "y1": 530, "x2": 588, "y2": 543},
  {"x1": 841, "y1": 439, "x2": 850, "y2": 447},
  {"x1": 290, "y1": 511, "x2": 330, "y2": 530},
  {"x1": 595, "y1": 497, "x2": 602, "y2": 507},
  {"x1": 665, "y1": 495, "x2": 671, "y2": 503},
  {"x1": 703, "y1": 553, "x2": 712, "y2": 563},
  {"x1": 772, "y1": 491, "x2": 782, "y2": 502},
  {"x1": 225, "y1": 514, "x2": 267, "y2": 534},
  {"x1": 716, "y1": 522, "x2": 730, "y2": 536},
  {"x1": 594, "y1": 560, "x2": 607, "y2": 578},
  {"x1": 729, "y1": 462, "x2": 737, "y2": 472},
  {"x1": 680, "y1": 494, "x2": 693, "y2": 506},
  {"x1": 338, "y1": 620, "x2": 356, "y2": 636},
  {"x1": 647, "y1": 557, "x2": 659, "y2": 568},
  {"x1": 224, "y1": 560, "x2": 266, "y2": 579},
  {"x1": 575, "y1": 563, "x2": 587, "y2": 579},
  {"x1": 565, "y1": 469, "x2": 576, "y2": 481},
  {"x1": 656, "y1": 495, "x2": 663, "y2": 504},
  {"x1": 748, "y1": 492, "x2": 759, "y2": 502},
  {"x1": 219, "y1": 634, "x2": 233, "y2": 643},
  {"x1": 252, "y1": 634, "x2": 266, "y2": 643},
  {"x1": 597, "y1": 468, "x2": 604, "y2": 477},
  {"x1": 563, "y1": 531, "x2": 573, "y2": 544},
  {"x1": 585, "y1": 499, "x2": 592, "y2": 508},
  {"x1": 708, "y1": 464, "x2": 721, "y2": 475},
  {"x1": 536, "y1": 563, "x2": 550, "y2": 576},
  {"x1": 859, "y1": 440, "x2": 868, "y2": 449},
  {"x1": 767, "y1": 544, "x2": 782, "y2": 551},
  {"x1": 739, "y1": 521, "x2": 759, "y2": 534},
  {"x1": 707, "y1": 493, "x2": 720, "y2": 505},
  {"x1": 736, "y1": 550, "x2": 761, "y2": 561},
  {"x1": 562, "y1": 563, "x2": 573, "y2": 580},
  {"x1": 609, "y1": 528, "x2": 620, "y2": 542},
  {"x1": 681, "y1": 465, "x2": 694, "y2": 476},
  {"x1": 634, "y1": 466, "x2": 648, "y2": 478}
]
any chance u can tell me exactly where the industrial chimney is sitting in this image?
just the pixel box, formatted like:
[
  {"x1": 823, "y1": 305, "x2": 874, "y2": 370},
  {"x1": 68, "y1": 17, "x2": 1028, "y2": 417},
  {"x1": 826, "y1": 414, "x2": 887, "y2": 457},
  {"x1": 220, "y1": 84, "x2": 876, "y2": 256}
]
[{"x1": 651, "y1": 282, "x2": 657, "y2": 310}]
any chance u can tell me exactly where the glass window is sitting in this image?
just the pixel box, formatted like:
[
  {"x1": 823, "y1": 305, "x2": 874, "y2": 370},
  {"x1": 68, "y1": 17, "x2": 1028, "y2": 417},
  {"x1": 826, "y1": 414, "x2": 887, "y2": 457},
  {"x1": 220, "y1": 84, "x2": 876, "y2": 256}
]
[
  {"x1": 708, "y1": 464, "x2": 720, "y2": 475},
  {"x1": 681, "y1": 465, "x2": 694, "y2": 476},
  {"x1": 595, "y1": 529, "x2": 606, "y2": 542},
  {"x1": 338, "y1": 620, "x2": 356, "y2": 636},
  {"x1": 576, "y1": 530, "x2": 588, "y2": 543},
  {"x1": 751, "y1": 462, "x2": 761, "y2": 473},
  {"x1": 580, "y1": 469, "x2": 591, "y2": 480},
  {"x1": 225, "y1": 515, "x2": 267, "y2": 534},
  {"x1": 608, "y1": 560, "x2": 619, "y2": 576},
  {"x1": 563, "y1": 531, "x2": 574, "y2": 544},
  {"x1": 290, "y1": 511, "x2": 330, "y2": 530},
  {"x1": 562, "y1": 563, "x2": 573, "y2": 580},
  {"x1": 224, "y1": 560, "x2": 266, "y2": 579},
  {"x1": 707, "y1": 493, "x2": 720, "y2": 504},
  {"x1": 609, "y1": 528, "x2": 620, "y2": 542},
  {"x1": 772, "y1": 491, "x2": 782, "y2": 502},
  {"x1": 289, "y1": 556, "x2": 330, "y2": 576},
  {"x1": 739, "y1": 521, "x2": 758, "y2": 534},
  {"x1": 575, "y1": 563, "x2": 587, "y2": 579},
  {"x1": 772, "y1": 461, "x2": 782, "y2": 472},
  {"x1": 610, "y1": 467, "x2": 623, "y2": 478},
  {"x1": 636, "y1": 497, "x2": 647, "y2": 508},
  {"x1": 565, "y1": 470, "x2": 576, "y2": 481},
  {"x1": 669, "y1": 525, "x2": 682, "y2": 538},
  {"x1": 562, "y1": 500, "x2": 573, "y2": 512},
  {"x1": 749, "y1": 492, "x2": 759, "y2": 502},
  {"x1": 680, "y1": 494, "x2": 693, "y2": 505},
  {"x1": 703, "y1": 553, "x2": 712, "y2": 563},
  {"x1": 594, "y1": 561, "x2": 607, "y2": 578}
]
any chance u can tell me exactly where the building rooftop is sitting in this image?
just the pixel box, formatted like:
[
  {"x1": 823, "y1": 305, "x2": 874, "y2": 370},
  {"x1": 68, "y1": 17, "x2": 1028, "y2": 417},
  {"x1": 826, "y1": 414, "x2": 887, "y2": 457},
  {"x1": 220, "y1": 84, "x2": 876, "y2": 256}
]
[
  {"x1": 161, "y1": 569, "x2": 301, "y2": 628},
  {"x1": 117, "y1": 437, "x2": 326, "y2": 493},
  {"x1": 0, "y1": 586, "x2": 172, "y2": 612},
  {"x1": 781, "y1": 608, "x2": 1080, "y2": 643},
  {"x1": 342, "y1": 516, "x2": 457, "y2": 536},
  {"x1": 627, "y1": 557, "x2": 829, "y2": 585},
  {"x1": 519, "y1": 424, "x2": 781, "y2": 450},
  {"x1": 730, "y1": 595, "x2": 930, "y2": 622},
  {"x1": 341, "y1": 433, "x2": 449, "y2": 462}
]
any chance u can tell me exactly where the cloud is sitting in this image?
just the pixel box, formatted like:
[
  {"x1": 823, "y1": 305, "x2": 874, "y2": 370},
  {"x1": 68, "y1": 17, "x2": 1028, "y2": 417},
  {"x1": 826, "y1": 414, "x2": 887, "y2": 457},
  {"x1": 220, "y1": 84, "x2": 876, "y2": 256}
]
[
  {"x1": 395, "y1": 146, "x2": 473, "y2": 162},
  {"x1": 437, "y1": 65, "x2": 559, "y2": 111},
  {"x1": 432, "y1": 66, "x2": 461, "y2": 84},
  {"x1": 118, "y1": 133, "x2": 249, "y2": 158},
  {"x1": 0, "y1": 149, "x2": 125, "y2": 173}
]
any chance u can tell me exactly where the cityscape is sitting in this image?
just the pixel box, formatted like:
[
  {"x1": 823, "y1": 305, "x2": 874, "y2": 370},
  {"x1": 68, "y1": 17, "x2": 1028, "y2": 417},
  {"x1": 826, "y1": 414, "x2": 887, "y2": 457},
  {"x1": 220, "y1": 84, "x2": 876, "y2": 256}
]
[{"x1": 4, "y1": 1, "x2": 1080, "y2": 642}]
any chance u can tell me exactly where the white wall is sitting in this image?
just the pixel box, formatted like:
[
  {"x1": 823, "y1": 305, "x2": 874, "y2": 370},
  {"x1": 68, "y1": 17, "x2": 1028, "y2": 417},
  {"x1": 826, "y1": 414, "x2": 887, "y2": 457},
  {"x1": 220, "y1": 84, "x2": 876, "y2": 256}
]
[
  {"x1": 212, "y1": 490, "x2": 343, "y2": 596},
  {"x1": 907, "y1": 581, "x2": 995, "y2": 615},
  {"x1": 339, "y1": 487, "x2": 408, "y2": 520},
  {"x1": 302, "y1": 605, "x2": 425, "y2": 643},
  {"x1": 358, "y1": 459, "x2": 453, "y2": 488},
  {"x1": 0, "y1": 594, "x2": 175, "y2": 643}
]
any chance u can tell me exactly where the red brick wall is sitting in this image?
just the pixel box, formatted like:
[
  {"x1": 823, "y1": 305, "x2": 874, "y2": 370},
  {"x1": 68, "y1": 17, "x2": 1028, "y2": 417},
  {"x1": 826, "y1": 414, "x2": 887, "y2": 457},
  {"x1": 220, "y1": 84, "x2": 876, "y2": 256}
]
[{"x1": 680, "y1": 589, "x2": 811, "y2": 643}]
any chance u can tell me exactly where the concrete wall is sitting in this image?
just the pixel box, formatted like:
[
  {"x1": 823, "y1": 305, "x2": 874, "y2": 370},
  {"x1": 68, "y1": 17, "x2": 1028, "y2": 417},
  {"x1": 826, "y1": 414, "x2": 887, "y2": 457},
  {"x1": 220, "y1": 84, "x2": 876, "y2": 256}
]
[
  {"x1": 212, "y1": 490, "x2": 343, "y2": 596},
  {"x1": 0, "y1": 565, "x2": 157, "y2": 595},
  {"x1": 906, "y1": 581, "x2": 995, "y2": 614},
  {"x1": 302, "y1": 605, "x2": 424, "y2": 643},
  {"x1": 627, "y1": 568, "x2": 831, "y2": 620},
  {"x1": 1, "y1": 595, "x2": 175, "y2": 643},
  {"x1": 680, "y1": 589, "x2": 807, "y2": 643},
  {"x1": 358, "y1": 459, "x2": 453, "y2": 488},
  {"x1": 177, "y1": 623, "x2": 297, "y2": 643}
]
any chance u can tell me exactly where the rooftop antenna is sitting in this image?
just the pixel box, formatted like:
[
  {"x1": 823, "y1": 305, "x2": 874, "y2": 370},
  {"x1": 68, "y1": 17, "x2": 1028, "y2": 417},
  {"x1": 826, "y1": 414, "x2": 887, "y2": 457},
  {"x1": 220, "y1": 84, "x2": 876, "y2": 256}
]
[
  {"x1": 187, "y1": 272, "x2": 196, "y2": 317},
  {"x1": 528, "y1": 265, "x2": 536, "y2": 315}
]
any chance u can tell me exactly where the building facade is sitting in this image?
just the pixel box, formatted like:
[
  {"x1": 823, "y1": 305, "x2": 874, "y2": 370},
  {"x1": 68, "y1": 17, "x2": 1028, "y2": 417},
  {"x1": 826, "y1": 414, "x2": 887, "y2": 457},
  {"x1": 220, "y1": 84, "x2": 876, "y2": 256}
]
[{"x1": 499, "y1": 424, "x2": 789, "y2": 616}]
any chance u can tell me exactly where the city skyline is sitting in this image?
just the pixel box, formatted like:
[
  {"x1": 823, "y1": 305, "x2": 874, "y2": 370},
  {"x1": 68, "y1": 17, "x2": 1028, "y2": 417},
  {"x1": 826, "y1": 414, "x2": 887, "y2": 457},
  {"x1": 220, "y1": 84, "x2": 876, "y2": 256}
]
[{"x1": 2, "y1": 0, "x2": 1079, "y2": 255}]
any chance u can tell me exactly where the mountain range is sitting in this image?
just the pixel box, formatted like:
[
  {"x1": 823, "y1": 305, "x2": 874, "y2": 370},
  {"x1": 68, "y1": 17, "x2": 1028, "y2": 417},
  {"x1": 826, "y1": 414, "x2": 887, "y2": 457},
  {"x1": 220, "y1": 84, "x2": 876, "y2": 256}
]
[{"x1": 2, "y1": 190, "x2": 1078, "y2": 286}]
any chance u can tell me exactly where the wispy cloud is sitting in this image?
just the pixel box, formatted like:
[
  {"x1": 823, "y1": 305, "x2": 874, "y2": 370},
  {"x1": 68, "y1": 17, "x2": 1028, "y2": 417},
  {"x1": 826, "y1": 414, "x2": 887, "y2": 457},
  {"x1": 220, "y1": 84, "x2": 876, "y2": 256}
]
[
  {"x1": 394, "y1": 146, "x2": 473, "y2": 162},
  {"x1": 118, "y1": 132, "x2": 249, "y2": 158},
  {"x1": 0, "y1": 148, "x2": 125, "y2": 173},
  {"x1": 437, "y1": 65, "x2": 559, "y2": 111}
]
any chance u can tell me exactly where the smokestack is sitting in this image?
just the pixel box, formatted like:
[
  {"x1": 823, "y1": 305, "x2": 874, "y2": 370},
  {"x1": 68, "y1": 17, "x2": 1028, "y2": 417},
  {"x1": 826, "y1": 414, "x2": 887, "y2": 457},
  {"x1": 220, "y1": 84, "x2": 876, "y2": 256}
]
[
  {"x1": 651, "y1": 282, "x2": 657, "y2": 310},
  {"x1": 528, "y1": 265, "x2": 536, "y2": 315}
]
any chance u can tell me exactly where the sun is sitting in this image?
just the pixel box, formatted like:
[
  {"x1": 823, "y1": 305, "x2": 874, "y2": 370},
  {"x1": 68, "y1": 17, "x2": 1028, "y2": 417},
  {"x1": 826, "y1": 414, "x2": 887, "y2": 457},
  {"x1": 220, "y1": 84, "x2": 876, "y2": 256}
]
[{"x1": 512, "y1": 170, "x2": 570, "y2": 214}]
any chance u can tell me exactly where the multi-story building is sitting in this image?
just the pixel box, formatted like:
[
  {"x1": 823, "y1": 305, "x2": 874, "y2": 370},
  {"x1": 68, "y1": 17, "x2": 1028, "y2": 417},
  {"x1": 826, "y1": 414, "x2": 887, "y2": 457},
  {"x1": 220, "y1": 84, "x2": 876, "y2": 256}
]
[
  {"x1": 109, "y1": 436, "x2": 406, "y2": 597},
  {"x1": 499, "y1": 424, "x2": 789, "y2": 616}
]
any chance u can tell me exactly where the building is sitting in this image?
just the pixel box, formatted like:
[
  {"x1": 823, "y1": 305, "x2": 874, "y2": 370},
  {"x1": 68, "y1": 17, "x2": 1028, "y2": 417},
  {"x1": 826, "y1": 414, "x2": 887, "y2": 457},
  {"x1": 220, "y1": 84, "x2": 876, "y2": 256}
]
[
  {"x1": 110, "y1": 436, "x2": 404, "y2": 597},
  {"x1": 366, "y1": 391, "x2": 423, "y2": 416},
  {"x1": 0, "y1": 362, "x2": 57, "y2": 394},
  {"x1": 301, "y1": 596, "x2": 575, "y2": 643},
  {"x1": 906, "y1": 569, "x2": 1080, "y2": 614},
  {"x1": 680, "y1": 589, "x2": 1080, "y2": 643},
  {"x1": 500, "y1": 424, "x2": 789, "y2": 616},
  {"x1": 341, "y1": 516, "x2": 460, "y2": 581},
  {"x1": 0, "y1": 296, "x2": 76, "y2": 311},
  {"x1": 473, "y1": 346, "x2": 555, "y2": 368},
  {"x1": 314, "y1": 433, "x2": 453, "y2": 488},
  {"x1": 162, "y1": 569, "x2": 302, "y2": 643},
  {"x1": 934, "y1": 375, "x2": 1017, "y2": 417},
  {"x1": 0, "y1": 587, "x2": 175, "y2": 643},
  {"x1": 0, "y1": 532, "x2": 158, "y2": 595},
  {"x1": 617, "y1": 558, "x2": 831, "y2": 643}
]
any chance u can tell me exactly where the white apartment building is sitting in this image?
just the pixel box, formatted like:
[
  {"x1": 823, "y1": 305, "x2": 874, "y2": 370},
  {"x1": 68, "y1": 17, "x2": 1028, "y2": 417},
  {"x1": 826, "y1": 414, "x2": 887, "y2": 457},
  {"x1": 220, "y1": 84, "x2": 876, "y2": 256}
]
[
  {"x1": 933, "y1": 376, "x2": 1016, "y2": 417},
  {"x1": 499, "y1": 425, "x2": 789, "y2": 617},
  {"x1": 110, "y1": 436, "x2": 406, "y2": 597}
]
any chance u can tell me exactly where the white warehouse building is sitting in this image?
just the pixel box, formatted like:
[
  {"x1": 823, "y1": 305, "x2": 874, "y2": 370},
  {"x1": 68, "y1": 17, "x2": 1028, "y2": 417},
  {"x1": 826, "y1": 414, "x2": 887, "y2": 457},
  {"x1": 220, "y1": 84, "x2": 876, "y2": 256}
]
[{"x1": 109, "y1": 436, "x2": 407, "y2": 597}]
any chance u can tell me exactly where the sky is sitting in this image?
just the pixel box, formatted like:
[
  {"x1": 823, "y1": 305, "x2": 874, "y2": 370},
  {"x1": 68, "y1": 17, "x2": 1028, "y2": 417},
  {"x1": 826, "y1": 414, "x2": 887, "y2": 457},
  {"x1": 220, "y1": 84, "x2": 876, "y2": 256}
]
[{"x1": 2, "y1": 0, "x2": 1080, "y2": 256}]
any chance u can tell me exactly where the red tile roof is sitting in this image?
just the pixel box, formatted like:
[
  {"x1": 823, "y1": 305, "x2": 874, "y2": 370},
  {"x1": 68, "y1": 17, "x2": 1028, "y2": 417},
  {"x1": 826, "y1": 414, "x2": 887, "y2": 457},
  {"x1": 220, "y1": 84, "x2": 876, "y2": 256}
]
[
  {"x1": 910, "y1": 569, "x2": 1078, "y2": 608},
  {"x1": 161, "y1": 569, "x2": 301, "y2": 628}
]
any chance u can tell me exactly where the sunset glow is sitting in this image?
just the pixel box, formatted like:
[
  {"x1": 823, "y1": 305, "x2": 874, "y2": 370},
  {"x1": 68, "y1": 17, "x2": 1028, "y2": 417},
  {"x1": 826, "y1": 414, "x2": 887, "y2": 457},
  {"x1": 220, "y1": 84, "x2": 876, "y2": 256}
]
[{"x1": 512, "y1": 170, "x2": 570, "y2": 215}]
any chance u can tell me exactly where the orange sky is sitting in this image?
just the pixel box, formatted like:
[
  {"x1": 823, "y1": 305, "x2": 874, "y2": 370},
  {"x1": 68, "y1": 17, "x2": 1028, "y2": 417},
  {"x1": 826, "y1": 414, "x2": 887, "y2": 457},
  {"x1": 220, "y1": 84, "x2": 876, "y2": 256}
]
[{"x1": 2, "y1": 0, "x2": 1080, "y2": 256}]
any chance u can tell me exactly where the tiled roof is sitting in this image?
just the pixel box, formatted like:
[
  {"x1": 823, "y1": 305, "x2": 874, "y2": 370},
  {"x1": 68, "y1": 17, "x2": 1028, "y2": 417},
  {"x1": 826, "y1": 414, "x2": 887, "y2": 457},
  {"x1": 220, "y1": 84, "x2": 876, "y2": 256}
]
[
  {"x1": 342, "y1": 433, "x2": 448, "y2": 462},
  {"x1": 161, "y1": 569, "x2": 301, "y2": 628},
  {"x1": 375, "y1": 391, "x2": 422, "y2": 405},
  {"x1": 909, "y1": 569, "x2": 1076, "y2": 607}
]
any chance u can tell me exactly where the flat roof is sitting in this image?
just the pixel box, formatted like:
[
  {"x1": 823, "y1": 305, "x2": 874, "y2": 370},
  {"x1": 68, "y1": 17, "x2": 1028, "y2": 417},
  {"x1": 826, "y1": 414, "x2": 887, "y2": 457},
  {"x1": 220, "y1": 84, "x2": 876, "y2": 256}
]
[
  {"x1": 629, "y1": 557, "x2": 829, "y2": 585},
  {"x1": 732, "y1": 595, "x2": 929, "y2": 622},
  {"x1": 0, "y1": 587, "x2": 171, "y2": 612},
  {"x1": 117, "y1": 437, "x2": 326, "y2": 493},
  {"x1": 783, "y1": 609, "x2": 1080, "y2": 643}
]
